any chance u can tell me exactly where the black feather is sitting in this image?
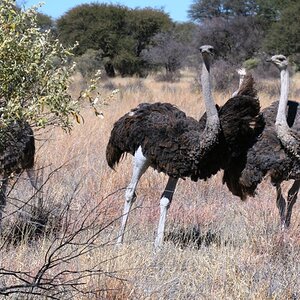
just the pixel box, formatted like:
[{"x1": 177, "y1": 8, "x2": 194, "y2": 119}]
[
  {"x1": 223, "y1": 100, "x2": 300, "y2": 200},
  {"x1": 0, "y1": 121, "x2": 35, "y2": 176}
]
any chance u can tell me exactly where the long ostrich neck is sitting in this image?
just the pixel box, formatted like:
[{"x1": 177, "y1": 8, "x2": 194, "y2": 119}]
[
  {"x1": 200, "y1": 63, "x2": 219, "y2": 121},
  {"x1": 199, "y1": 60, "x2": 220, "y2": 153},
  {"x1": 239, "y1": 76, "x2": 244, "y2": 89},
  {"x1": 232, "y1": 75, "x2": 244, "y2": 97},
  {"x1": 275, "y1": 68, "x2": 289, "y2": 127},
  {"x1": 275, "y1": 68, "x2": 300, "y2": 160}
]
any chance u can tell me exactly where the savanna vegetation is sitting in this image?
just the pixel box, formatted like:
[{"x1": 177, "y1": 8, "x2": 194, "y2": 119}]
[
  {"x1": 1, "y1": 0, "x2": 300, "y2": 298},
  {"x1": 34, "y1": 0, "x2": 300, "y2": 79}
]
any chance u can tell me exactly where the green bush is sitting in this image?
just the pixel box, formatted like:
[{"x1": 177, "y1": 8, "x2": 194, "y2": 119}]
[
  {"x1": 0, "y1": 0, "x2": 79, "y2": 130},
  {"x1": 243, "y1": 58, "x2": 260, "y2": 70}
]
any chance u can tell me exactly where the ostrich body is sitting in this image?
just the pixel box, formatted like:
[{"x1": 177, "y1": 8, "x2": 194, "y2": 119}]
[
  {"x1": 0, "y1": 120, "x2": 36, "y2": 222},
  {"x1": 106, "y1": 45, "x2": 260, "y2": 248},
  {"x1": 224, "y1": 55, "x2": 300, "y2": 228}
]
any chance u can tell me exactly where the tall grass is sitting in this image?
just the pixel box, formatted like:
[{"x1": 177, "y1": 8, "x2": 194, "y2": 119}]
[{"x1": 1, "y1": 71, "x2": 299, "y2": 299}]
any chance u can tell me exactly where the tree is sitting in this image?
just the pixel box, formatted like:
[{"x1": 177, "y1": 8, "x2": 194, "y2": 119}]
[
  {"x1": 187, "y1": 0, "x2": 300, "y2": 74},
  {"x1": 141, "y1": 31, "x2": 188, "y2": 81},
  {"x1": 188, "y1": 0, "x2": 224, "y2": 21},
  {"x1": 36, "y1": 12, "x2": 55, "y2": 31},
  {"x1": 193, "y1": 16, "x2": 265, "y2": 64},
  {"x1": 188, "y1": 0, "x2": 260, "y2": 22},
  {"x1": 0, "y1": 0, "x2": 80, "y2": 131},
  {"x1": 188, "y1": 0, "x2": 284, "y2": 24},
  {"x1": 264, "y1": 1, "x2": 300, "y2": 56},
  {"x1": 126, "y1": 8, "x2": 172, "y2": 57},
  {"x1": 57, "y1": 4, "x2": 128, "y2": 77},
  {"x1": 123, "y1": 8, "x2": 173, "y2": 76},
  {"x1": 173, "y1": 22, "x2": 199, "y2": 44},
  {"x1": 57, "y1": 4, "x2": 173, "y2": 77}
]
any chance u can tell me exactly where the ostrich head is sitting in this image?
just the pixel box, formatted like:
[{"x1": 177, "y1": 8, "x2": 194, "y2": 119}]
[
  {"x1": 267, "y1": 55, "x2": 288, "y2": 70},
  {"x1": 237, "y1": 67, "x2": 247, "y2": 78},
  {"x1": 199, "y1": 45, "x2": 215, "y2": 71}
]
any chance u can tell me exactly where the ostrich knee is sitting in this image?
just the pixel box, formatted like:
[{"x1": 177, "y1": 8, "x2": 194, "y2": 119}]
[
  {"x1": 160, "y1": 196, "x2": 171, "y2": 209},
  {"x1": 125, "y1": 187, "x2": 137, "y2": 203}
]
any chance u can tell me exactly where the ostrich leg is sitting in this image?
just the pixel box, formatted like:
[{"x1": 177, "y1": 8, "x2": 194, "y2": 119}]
[
  {"x1": 285, "y1": 180, "x2": 300, "y2": 228},
  {"x1": 276, "y1": 183, "x2": 286, "y2": 228},
  {"x1": 26, "y1": 168, "x2": 39, "y2": 190},
  {"x1": 27, "y1": 168, "x2": 43, "y2": 209},
  {"x1": 117, "y1": 146, "x2": 149, "y2": 245},
  {"x1": 154, "y1": 177, "x2": 178, "y2": 249},
  {"x1": 0, "y1": 176, "x2": 8, "y2": 226}
]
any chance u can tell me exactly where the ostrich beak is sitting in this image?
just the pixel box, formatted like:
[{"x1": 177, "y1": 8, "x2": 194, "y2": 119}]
[
  {"x1": 266, "y1": 58, "x2": 272, "y2": 63},
  {"x1": 201, "y1": 52, "x2": 211, "y2": 72}
]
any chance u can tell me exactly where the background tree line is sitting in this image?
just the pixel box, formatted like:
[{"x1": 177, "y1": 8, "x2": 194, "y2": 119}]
[{"x1": 34, "y1": 0, "x2": 300, "y2": 80}]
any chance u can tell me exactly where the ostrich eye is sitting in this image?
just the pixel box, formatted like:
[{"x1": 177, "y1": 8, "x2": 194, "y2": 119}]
[
  {"x1": 278, "y1": 57, "x2": 285, "y2": 62},
  {"x1": 207, "y1": 47, "x2": 215, "y2": 55}
]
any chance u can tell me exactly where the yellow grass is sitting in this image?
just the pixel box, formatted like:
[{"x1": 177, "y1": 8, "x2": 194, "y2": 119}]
[{"x1": 1, "y1": 71, "x2": 300, "y2": 299}]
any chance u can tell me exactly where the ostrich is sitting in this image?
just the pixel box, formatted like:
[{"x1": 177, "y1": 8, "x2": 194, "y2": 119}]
[
  {"x1": 0, "y1": 120, "x2": 36, "y2": 223},
  {"x1": 224, "y1": 55, "x2": 300, "y2": 228},
  {"x1": 106, "y1": 45, "x2": 260, "y2": 248}
]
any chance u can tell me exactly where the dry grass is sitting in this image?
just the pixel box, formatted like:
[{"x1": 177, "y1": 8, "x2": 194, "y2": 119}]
[{"x1": 1, "y1": 71, "x2": 300, "y2": 299}]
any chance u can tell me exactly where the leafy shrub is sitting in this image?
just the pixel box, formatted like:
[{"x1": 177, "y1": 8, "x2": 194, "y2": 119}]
[
  {"x1": 243, "y1": 58, "x2": 260, "y2": 70},
  {"x1": 0, "y1": 0, "x2": 81, "y2": 131}
]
